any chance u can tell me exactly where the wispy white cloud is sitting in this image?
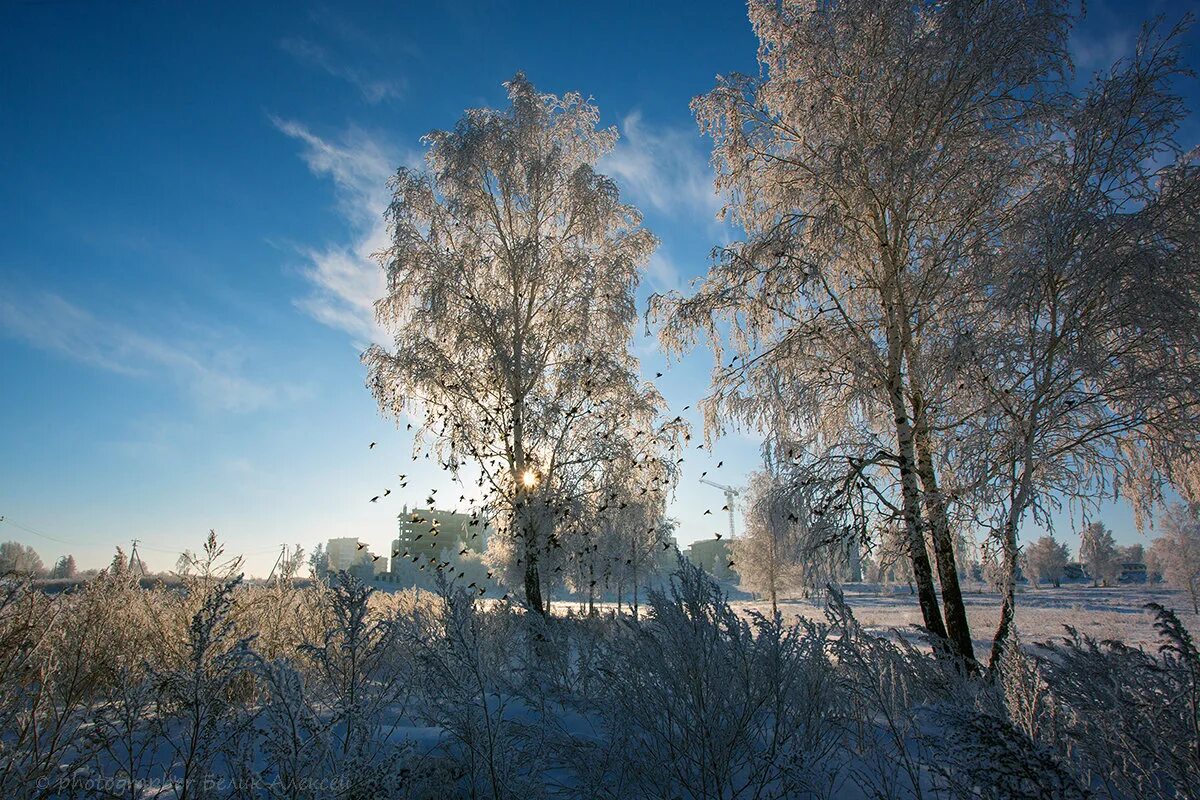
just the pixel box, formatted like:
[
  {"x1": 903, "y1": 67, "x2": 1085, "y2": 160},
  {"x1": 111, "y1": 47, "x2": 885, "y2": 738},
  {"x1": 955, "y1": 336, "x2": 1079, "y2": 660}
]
[
  {"x1": 272, "y1": 118, "x2": 419, "y2": 345},
  {"x1": 279, "y1": 37, "x2": 405, "y2": 104},
  {"x1": 644, "y1": 250, "x2": 685, "y2": 294},
  {"x1": 0, "y1": 290, "x2": 296, "y2": 413},
  {"x1": 601, "y1": 111, "x2": 723, "y2": 223}
]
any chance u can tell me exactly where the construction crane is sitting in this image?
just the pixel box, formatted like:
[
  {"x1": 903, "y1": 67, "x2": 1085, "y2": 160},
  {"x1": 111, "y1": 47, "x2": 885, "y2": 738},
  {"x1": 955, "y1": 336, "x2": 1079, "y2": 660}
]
[{"x1": 699, "y1": 478, "x2": 740, "y2": 540}]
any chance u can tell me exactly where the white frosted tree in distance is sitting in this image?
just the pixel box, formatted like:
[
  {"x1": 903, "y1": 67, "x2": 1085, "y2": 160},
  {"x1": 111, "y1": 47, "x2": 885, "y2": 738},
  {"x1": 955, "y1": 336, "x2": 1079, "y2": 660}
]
[
  {"x1": 365, "y1": 74, "x2": 665, "y2": 615},
  {"x1": 1149, "y1": 503, "x2": 1200, "y2": 613},
  {"x1": 1024, "y1": 536, "x2": 1070, "y2": 588},
  {"x1": 1079, "y1": 522, "x2": 1120, "y2": 587},
  {"x1": 731, "y1": 469, "x2": 804, "y2": 616},
  {"x1": 0, "y1": 542, "x2": 45, "y2": 577}
]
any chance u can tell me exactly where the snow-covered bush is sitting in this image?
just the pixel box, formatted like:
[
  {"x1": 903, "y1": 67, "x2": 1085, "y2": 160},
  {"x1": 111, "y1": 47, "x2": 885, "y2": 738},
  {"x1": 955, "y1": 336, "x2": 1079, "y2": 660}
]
[
  {"x1": 3, "y1": 550, "x2": 1199, "y2": 799},
  {"x1": 1031, "y1": 603, "x2": 1200, "y2": 799},
  {"x1": 0, "y1": 577, "x2": 86, "y2": 798},
  {"x1": 826, "y1": 588, "x2": 1087, "y2": 800},
  {"x1": 396, "y1": 574, "x2": 544, "y2": 800},
  {"x1": 583, "y1": 557, "x2": 843, "y2": 799},
  {"x1": 272, "y1": 571, "x2": 413, "y2": 799}
]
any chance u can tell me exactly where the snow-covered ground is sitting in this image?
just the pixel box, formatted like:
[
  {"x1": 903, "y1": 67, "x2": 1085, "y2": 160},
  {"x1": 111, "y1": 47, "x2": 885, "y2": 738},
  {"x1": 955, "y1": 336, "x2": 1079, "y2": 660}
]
[
  {"x1": 6, "y1": 567, "x2": 1198, "y2": 798},
  {"x1": 549, "y1": 583, "x2": 1200, "y2": 662},
  {"x1": 766, "y1": 584, "x2": 1200, "y2": 661}
]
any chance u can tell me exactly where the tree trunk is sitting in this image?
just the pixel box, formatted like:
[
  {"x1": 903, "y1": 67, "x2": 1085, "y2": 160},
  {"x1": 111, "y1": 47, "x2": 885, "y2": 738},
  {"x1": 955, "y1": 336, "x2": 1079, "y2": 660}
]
[
  {"x1": 511, "y1": 369, "x2": 545, "y2": 616},
  {"x1": 989, "y1": 512, "x2": 1020, "y2": 673},
  {"x1": 518, "y1": 497, "x2": 545, "y2": 616},
  {"x1": 588, "y1": 560, "x2": 595, "y2": 616},
  {"x1": 990, "y1": 433, "x2": 1037, "y2": 674},
  {"x1": 523, "y1": 558, "x2": 543, "y2": 615},
  {"x1": 885, "y1": 311, "x2": 948, "y2": 641},
  {"x1": 913, "y1": 400, "x2": 978, "y2": 671},
  {"x1": 631, "y1": 541, "x2": 639, "y2": 620}
]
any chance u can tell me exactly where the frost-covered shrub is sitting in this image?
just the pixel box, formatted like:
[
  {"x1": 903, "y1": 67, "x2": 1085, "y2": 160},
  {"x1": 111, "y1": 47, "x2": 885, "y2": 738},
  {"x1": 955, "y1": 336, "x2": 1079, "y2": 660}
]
[
  {"x1": 67, "y1": 574, "x2": 259, "y2": 799},
  {"x1": 0, "y1": 577, "x2": 86, "y2": 798},
  {"x1": 1032, "y1": 603, "x2": 1200, "y2": 799},
  {"x1": 398, "y1": 575, "x2": 544, "y2": 800},
  {"x1": 824, "y1": 587, "x2": 956, "y2": 799},
  {"x1": 274, "y1": 571, "x2": 413, "y2": 799},
  {"x1": 919, "y1": 705, "x2": 1089, "y2": 800},
  {"x1": 83, "y1": 666, "x2": 164, "y2": 799},
  {"x1": 4, "y1": 549, "x2": 1200, "y2": 799},
  {"x1": 146, "y1": 576, "x2": 258, "y2": 799},
  {"x1": 584, "y1": 558, "x2": 842, "y2": 799},
  {"x1": 826, "y1": 589, "x2": 1086, "y2": 800}
]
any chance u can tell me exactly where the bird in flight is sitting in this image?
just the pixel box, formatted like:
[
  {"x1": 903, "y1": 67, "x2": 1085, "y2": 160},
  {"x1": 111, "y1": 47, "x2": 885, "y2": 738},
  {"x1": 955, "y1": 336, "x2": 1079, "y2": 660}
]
[
  {"x1": 369, "y1": 442, "x2": 376, "y2": 449},
  {"x1": 370, "y1": 496, "x2": 380, "y2": 503}
]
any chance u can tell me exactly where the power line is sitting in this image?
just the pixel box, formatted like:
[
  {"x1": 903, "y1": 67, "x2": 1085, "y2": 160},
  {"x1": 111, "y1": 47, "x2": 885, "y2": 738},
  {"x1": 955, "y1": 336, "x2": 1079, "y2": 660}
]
[
  {"x1": 0, "y1": 515, "x2": 291, "y2": 560},
  {"x1": 0, "y1": 516, "x2": 78, "y2": 546}
]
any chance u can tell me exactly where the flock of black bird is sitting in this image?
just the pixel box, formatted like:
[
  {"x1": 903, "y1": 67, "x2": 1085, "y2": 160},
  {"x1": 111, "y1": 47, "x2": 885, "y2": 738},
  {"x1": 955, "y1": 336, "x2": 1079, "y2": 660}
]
[{"x1": 355, "y1": 372, "x2": 739, "y2": 605}]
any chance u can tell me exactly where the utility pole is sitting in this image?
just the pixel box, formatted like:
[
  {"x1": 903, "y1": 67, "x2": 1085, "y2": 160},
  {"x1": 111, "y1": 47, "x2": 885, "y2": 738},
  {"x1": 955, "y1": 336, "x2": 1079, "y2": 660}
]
[
  {"x1": 699, "y1": 478, "x2": 740, "y2": 540},
  {"x1": 266, "y1": 543, "x2": 290, "y2": 582},
  {"x1": 128, "y1": 539, "x2": 147, "y2": 577}
]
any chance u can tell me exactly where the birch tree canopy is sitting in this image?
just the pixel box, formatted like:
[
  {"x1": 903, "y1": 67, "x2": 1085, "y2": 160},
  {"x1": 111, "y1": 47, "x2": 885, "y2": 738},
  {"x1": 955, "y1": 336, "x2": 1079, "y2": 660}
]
[
  {"x1": 364, "y1": 74, "x2": 667, "y2": 614},
  {"x1": 942, "y1": 19, "x2": 1200, "y2": 666},
  {"x1": 653, "y1": 0, "x2": 1073, "y2": 667}
]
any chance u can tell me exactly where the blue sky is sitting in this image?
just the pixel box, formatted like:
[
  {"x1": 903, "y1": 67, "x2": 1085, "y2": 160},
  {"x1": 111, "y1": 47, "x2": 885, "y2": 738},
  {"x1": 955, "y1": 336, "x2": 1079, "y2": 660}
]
[{"x1": 1, "y1": 1, "x2": 1197, "y2": 576}]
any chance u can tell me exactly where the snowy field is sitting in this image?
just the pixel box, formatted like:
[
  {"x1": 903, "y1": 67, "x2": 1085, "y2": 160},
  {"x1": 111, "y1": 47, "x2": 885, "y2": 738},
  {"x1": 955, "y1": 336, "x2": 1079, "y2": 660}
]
[
  {"x1": 549, "y1": 584, "x2": 1200, "y2": 661},
  {"x1": 761, "y1": 585, "x2": 1199, "y2": 660}
]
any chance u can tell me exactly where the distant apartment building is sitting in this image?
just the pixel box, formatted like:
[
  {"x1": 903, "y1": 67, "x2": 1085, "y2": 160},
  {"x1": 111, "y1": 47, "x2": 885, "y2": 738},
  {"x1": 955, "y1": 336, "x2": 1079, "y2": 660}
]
[
  {"x1": 324, "y1": 536, "x2": 387, "y2": 582},
  {"x1": 390, "y1": 505, "x2": 488, "y2": 568},
  {"x1": 326, "y1": 537, "x2": 362, "y2": 572},
  {"x1": 687, "y1": 538, "x2": 733, "y2": 580},
  {"x1": 347, "y1": 552, "x2": 388, "y2": 583}
]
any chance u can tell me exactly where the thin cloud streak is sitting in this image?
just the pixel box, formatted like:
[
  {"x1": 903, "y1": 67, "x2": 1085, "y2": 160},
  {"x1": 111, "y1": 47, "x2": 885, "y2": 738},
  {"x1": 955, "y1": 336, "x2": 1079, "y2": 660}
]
[
  {"x1": 279, "y1": 37, "x2": 405, "y2": 104},
  {"x1": 0, "y1": 290, "x2": 294, "y2": 413},
  {"x1": 602, "y1": 111, "x2": 724, "y2": 223},
  {"x1": 273, "y1": 117, "x2": 419, "y2": 345}
]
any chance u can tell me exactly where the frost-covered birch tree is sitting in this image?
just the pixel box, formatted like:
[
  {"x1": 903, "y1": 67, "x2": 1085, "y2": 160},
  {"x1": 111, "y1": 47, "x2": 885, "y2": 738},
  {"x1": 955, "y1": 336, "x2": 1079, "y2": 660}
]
[
  {"x1": 1024, "y1": 535, "x2": 1070, "y2": 588},
  {"x1": 944, "y1": 20, "x2": 1200, "y2": 667},
  {"x1": 1149, "y1": 503, "x2": 1200, "y2": 613},
  {"x1": 365, "y1": 74, "x2": 662, "y2": 615},
  {"x1": 1079, "y1": 522, "x2": 1120, "y2": 587},
  {"x1": 653, "y1": 0, "x2": 1071, "y2": 666},
  {"x1": 731, "y1": 469, "x2": 804, "y2": 616}
]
